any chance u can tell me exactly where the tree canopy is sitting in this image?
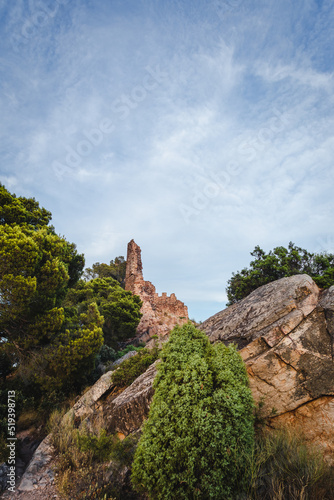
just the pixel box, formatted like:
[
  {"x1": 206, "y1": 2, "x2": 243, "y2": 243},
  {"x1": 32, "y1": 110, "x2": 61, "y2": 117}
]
[
  {"x1": 226, "y1": 242, "x2": 334, "y2": 305},
  {"x1": 0, "y1": 184, "x2": 52, "y2": 228},
  {"x1": 131, "y1": 323, "x2": 254, "y2": 499},
  {"x1": 64, "y1": 277, "x2": 142, "y2": 348},
  {"x1": 0, "y1": 184, "x2": 102, "y2": 391},
  {"x1": 83, "y1": 257, "x2": 127, "y2": 286}
]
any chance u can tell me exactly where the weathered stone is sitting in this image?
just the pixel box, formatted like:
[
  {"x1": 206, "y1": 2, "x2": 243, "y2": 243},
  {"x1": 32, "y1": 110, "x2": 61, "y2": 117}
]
[
  {"x1": 125, "y1": 240, "x2": 188, "y2": 342},
  {"x1": 70, "y1": 352, "x2": 138, "y2": 422},
  {"x1": 200, "y1": 274, "x2": 319, "y2": 349},
  {"x1": 243, "y1": 308, "x2": 334, "y2": 416},
  {"x1": 200, "y1": 274, "x2": 334, "y2": 462},
  {"x1": 269, "y1": 396, "x2": 334, "y2": 461},
  {"x1": 112, "y1": 349, "x2": 138, "y2": 367},
  {"x1": 103, "y1": 361, "x2": 158, "y2": 435},
  {"x1": 72, "y1": 369, "x2": 114, "y2": 421},
  {"x1": 17, "y1": 435, "x2": 54, "y2": 492},
  {"x1": 319, "y1": 285, "x2": 334, "y2": 360}
]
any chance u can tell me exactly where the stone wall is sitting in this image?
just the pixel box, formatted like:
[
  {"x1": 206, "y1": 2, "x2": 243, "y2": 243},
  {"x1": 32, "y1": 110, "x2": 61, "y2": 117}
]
[{"x1": 125, "y1": 240, "x2": 188, "y2": 342}]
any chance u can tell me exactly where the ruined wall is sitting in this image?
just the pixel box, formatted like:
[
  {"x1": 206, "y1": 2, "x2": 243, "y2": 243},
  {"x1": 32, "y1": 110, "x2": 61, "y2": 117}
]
[{"x1": 125, "y1": 240, "x2": 188, "y2": 342}]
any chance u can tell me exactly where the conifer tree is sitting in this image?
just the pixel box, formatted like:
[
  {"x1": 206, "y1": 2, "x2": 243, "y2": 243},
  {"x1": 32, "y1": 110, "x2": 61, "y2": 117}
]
[{"x1": 0, "y1": 185, "x2": 102, "y2": 390}]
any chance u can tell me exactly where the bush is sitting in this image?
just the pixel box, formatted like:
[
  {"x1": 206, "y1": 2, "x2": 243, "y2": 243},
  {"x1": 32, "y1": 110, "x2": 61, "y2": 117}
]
[
  {"x1": 111, "y1": 347, "x2": 159, "y2": 388},
  {"x1": 131, "y1": 323, "x2": 254, "y2": 499},
  {"x1": 244, "y1": 428, "x2": 334, "y2": 499}
]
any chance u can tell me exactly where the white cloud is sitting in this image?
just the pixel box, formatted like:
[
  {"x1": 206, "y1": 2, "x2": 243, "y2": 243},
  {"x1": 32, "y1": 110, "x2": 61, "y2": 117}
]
[{"x1": 1, "y1": 0, "x2": 334, "y2": 320}]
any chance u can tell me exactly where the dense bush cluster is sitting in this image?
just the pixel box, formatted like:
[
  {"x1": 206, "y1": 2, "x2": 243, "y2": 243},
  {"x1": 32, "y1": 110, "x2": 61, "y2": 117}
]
[{"x1": 131, "y1": 323, "x2": 255, "y2": 499}]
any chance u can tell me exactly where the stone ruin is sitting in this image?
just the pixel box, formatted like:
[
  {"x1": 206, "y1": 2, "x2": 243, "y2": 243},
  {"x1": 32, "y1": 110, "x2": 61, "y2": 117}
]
[{"x1": 125, "y1": 239, "x2": 189, "y2": 343}]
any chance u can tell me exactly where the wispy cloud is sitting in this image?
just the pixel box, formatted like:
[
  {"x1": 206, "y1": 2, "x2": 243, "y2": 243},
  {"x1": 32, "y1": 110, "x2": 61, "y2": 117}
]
[{"x1": 1, "y1": 0, "x2": 334, "y2": 320}]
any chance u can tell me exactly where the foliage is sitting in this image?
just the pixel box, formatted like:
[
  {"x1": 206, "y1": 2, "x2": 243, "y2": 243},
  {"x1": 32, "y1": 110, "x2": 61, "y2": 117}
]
[
  {"x1": 32, "y1": 302, "x2": 104, "y2": 391},
  {"x1": 244, "y1": 428, "x2": 334, "y2": 499},
  {"x1": 84, "y1": 257, "x2": 127, "y2": 286},
  {"x1": 110, "y1": 433, "x2": 139, "y2": 468},
  {"x1": 113, "y1": 344, "x2": 142, "y2": 360},
  {"x1": 0, "y1": 183, "x2": 52, "y2": 228},
  {"x1": 64, "y1": 277, "x2": 142, "y2": 348},
  {"x1": 98, "y1": 344, "x2": 118, "y2": 364},
  {"x1": 0, "y1": 184, "x2": 102, "y2": 392},
  {"x1": 226, "y1": 242, "x2": 334, "y2": 304},
  {"x1": 131, "y1": 323, "x2": 255, "y2": 499},
  {"x1": 111, "y1": 347, "x2": 160, "y2": 388}
]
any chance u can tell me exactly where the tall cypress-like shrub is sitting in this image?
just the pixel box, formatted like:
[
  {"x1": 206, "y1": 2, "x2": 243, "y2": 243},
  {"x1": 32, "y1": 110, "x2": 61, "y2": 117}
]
[{"x1": 131, "y1": 323, "x2": 254, "y2": 499}]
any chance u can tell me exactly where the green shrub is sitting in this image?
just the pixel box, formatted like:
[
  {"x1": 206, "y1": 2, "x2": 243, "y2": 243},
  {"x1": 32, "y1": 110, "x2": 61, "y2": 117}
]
[
  {"x1": 131, "y1": 323, "x2": 255, "y2": 499},
  {"x1": 110, "y1": 433, "x2": 139, "y2": 468},
  {"x1": 111, "y1": 347, "x2": 159, "y2": 388},
  {"x1": 245, "y1": 428, "x2": 334, "y2": 500},
  {"x1": 78, "y1": 429, "x2": 116, "y2": 462},
  {"x1": 98, "y1": 344, "x2": 118, "y2": 363},
  {"x1": 114, "y1": 344, "x2": 143, "y2": 359}
]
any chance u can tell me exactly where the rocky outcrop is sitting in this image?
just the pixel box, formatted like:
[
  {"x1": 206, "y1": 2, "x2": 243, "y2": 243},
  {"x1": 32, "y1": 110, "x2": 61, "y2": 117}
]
[
  {"x1": 201, "y1": 274, "x2": 320, "y2": 349},
  {"x1": 200, "y1": 276, "x2": 334, "y2": 462},
  {"x1": 102, "y1": 361, "x2": 158, "y2": 436},
  {"x1": 125, "y1": 240, "x2": 188, "y2": 342},
  {"x1": 71, "y1": 352, "x2": 138, "y2": 422}
]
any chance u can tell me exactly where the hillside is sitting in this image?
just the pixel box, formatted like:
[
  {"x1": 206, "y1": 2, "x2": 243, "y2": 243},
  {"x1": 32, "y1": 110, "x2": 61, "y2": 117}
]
[{"x1": 4, "y1": 273, "x2": 334, "y2": 498}]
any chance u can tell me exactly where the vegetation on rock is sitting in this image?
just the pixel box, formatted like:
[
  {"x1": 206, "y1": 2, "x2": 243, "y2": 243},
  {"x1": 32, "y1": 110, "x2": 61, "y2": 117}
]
[
  {"x1": 0, "y1": 185, "x2": 142, "y2": 464},
  {"x1": 131, "y1": 323, "x2": 255, "y2": 499},
  {"x1": 49, "y1": 409, "x2": 119, "y2": 499},
  {"x1": 226, "y1": 242, "x2": 334, "y2": 304},
  {"x1": 112, "y1": 346, "x2": 160, "y2": 388}
]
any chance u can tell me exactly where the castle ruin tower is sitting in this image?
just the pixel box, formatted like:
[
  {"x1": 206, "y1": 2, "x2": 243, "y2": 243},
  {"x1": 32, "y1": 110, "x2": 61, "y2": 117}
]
[
  {"x1": 124, "y1": 239, "x2": 189, "y2": 343},
  {"x1": 125, "y1": 239, "x2": 144, "y2": 293}
]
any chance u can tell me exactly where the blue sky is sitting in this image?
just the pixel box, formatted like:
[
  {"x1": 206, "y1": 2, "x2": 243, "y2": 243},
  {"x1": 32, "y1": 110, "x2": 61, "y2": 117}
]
[{"x1": 1, "y1": 0, "x2": 334, "y2": 321}]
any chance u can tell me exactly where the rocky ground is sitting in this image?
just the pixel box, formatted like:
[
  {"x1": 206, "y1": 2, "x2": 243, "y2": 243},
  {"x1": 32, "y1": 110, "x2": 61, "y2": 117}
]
[{"x1": 1, "y1": 436, "x2": 58, "y2": 499}]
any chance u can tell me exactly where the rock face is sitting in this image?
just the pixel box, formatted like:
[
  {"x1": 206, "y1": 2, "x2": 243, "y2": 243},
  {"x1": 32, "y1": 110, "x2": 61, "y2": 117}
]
[
  {"x1": 125, "y1": 240, "x2": 188, "y2": 342},
  {"x1": 200, "y1": 275, "x2": 334, "y2": 462},
  {"x1": 11, "y1": 353, "x2": 152, "y2": 498},
  {"x1": 102, "y1": 361, "x2": 158, "y2": 436},
  {"x1": 1, "y1": 436, "x2": 57, "y2": 499}
]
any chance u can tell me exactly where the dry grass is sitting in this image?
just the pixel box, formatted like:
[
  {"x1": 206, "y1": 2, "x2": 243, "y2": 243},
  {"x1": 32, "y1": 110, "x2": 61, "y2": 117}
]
[
  {"x1": 48, "y1": 409, "x2": 116, "y2": 499},
  {"x1": 242, "y1": 428, "x2": 334, "y2": 500},
  {"x1": 48, "y1": 409, "x2": 139, "y2": 499}
]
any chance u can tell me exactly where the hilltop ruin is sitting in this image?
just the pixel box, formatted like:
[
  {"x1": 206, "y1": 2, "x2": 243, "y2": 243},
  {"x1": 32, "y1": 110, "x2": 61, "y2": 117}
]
[{"x1": 125, "y1": 239, "x2": 189, "y2": 343}]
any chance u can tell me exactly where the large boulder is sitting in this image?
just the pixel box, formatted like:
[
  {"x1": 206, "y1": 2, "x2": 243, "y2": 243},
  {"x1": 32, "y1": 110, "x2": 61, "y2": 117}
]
[
  {"x1": 200, "y1": 276, "x2": 334, "y2": 462},
  {"x1": 200, "y1": 274, "x2": 320, "y2": 348},
  {"x1": 102, "y1": 361, "x2": 158, "y2": 436}
]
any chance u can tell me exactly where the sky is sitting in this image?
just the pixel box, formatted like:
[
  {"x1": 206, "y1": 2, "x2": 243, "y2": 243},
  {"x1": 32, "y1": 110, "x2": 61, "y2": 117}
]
[{"x1": 1, "y1": 0, "x2": 334, "y2": 321}]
